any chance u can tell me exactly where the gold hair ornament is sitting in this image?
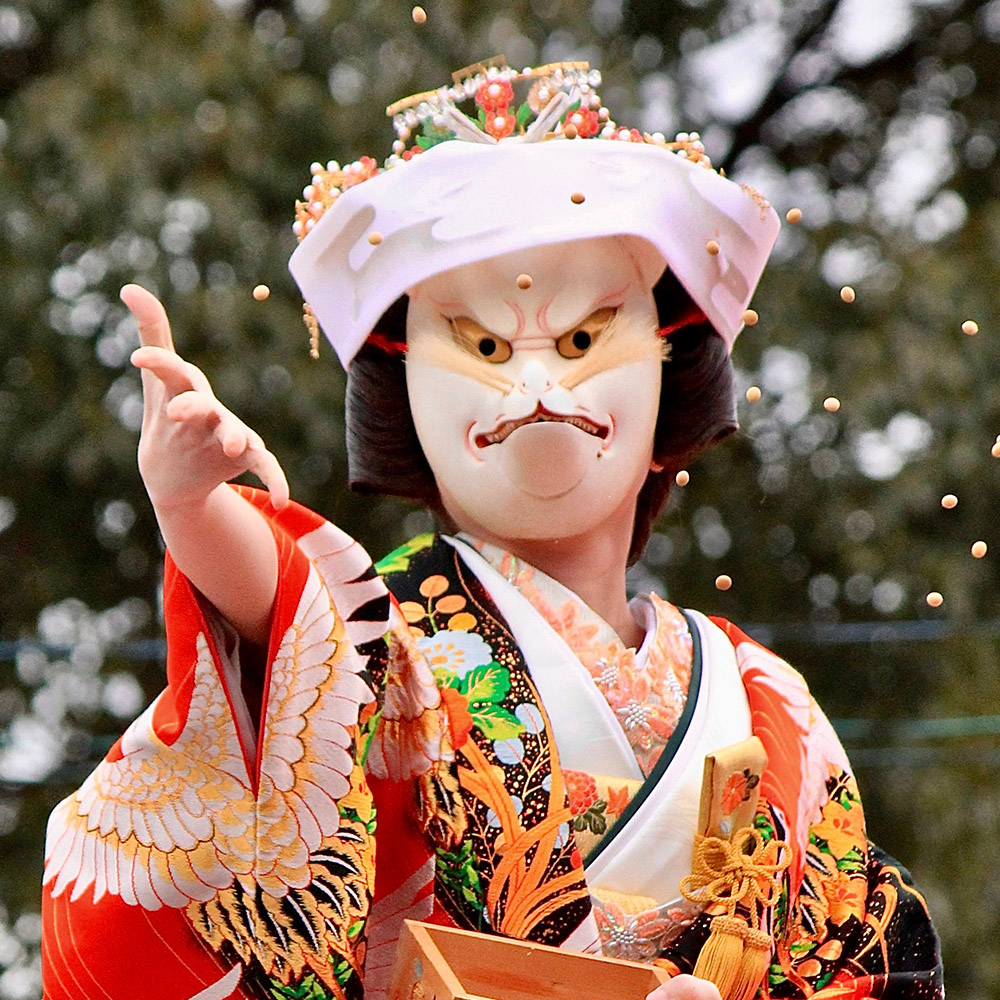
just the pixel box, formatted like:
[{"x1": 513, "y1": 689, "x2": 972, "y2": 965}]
[{"x1": 293, "y1": 57, "x2": 717, "y2": 356}]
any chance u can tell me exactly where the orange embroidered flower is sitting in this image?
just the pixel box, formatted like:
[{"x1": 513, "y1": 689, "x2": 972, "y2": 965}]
[
  {"x1": 722, "y1": 773, "x2": 748, "y2": 814},
  {"x1": 796, "y1": 959, "x2": 823, "y2": 979},
  {"x1": 609, "y1": 666, "x2": 681, "y2": 755},
  {"x1": 815, "y1": 799, "x2": 865, "y2": 860},
  {"x1": 721, "y1": 768, "x2": 760, "y2": 814},
  {"x1": 564, "y1": 769, "x2": 598, "y2": 815},
  {"x1": 439, "y1": 685, "x2": 473, "y2": 750},
  {"x1": 606, "y1": 784, "x2": 631, "y2": 819},
  {"x1": 602, "y1": 660, "x2": 650, "y2": 711},
  {"x1": 824, "y1": 870, "x2": 866, "y2": 926},
  {"x1": 592, "y1": 897, "x2": 680, "y2": 962},
  {"x1": 552, "y1": 601, "x2": 602, "y2": 657}
]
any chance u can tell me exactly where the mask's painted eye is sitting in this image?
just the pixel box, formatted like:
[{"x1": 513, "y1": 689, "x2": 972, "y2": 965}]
[
  {"x1": 557, "y1": 329, "x2": 593, "y2": 358},
  {"x1": 475, "y1": 335, "x2": 512, "y2": 362},
  {"x1": 451, "y1": 317, "x2": 512, "y2": 363},
  {"x1": 556, "y1": 307, "x2": 617, "y2": 359}
]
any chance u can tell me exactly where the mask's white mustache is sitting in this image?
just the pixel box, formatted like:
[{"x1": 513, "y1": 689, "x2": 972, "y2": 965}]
[
  {"x1": 407, "y1": 335, "x2": 515, "y2": 392},
  {"x1": 558, "y1": 312, "x2": 662, "y2": 390},
  {"x1": 475, "y1": 404, "x2": 609, "y2": 448}
]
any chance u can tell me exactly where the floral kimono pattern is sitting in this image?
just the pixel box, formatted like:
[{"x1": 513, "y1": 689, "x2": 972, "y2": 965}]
[
  {"x1": 366, "y1": 536, "x2": 942, "y2": 1000},
  {"x1": 40, "y1": 499, "x2": 942, "y2": 1000}
]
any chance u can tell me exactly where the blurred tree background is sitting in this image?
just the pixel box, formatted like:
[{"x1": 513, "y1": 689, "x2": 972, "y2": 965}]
[{"x1": 1, "y1": 0, "x2": 999, "y2": 996}]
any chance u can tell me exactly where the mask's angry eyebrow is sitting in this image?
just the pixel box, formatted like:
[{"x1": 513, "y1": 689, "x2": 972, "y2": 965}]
[
  {"x1": 408, "y1": 327, "x2": 514, "y2": 393},
  {"x1": 558, "y1": 311, "x2": 661, "y2": 390}
]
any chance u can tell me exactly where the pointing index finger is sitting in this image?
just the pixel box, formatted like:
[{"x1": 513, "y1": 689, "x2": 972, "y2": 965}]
[{"x1": 120, "y1": 284, "x2": 176, "y2": 352}]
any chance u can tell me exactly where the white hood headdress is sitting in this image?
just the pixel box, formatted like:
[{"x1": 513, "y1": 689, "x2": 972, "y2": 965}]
[{"x1": 288, "y1": 58, "x2": 780, "y2": 366}]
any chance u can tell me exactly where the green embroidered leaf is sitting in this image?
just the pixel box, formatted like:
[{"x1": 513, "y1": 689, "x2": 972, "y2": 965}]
[
  {"x1": 516, "y1": 100, "x2": 532, "y2": 127},
  {"x1": 572, "y1": 815, "x2": 587, "y2": 832},
  {"x1": 589, "y1": 810, "x2": 607, "y2": 835},
  {"x1": 436, "y1": 841, "x2": 488, "y2": 930},
  {"x1": 270, "y1": 971, "x2": 335, "y2": 999},
  {"x1": 433, "y1": 667, "x2": 463, "y2": 689},
  {"x1": 753, "y1": 812, "x2": 777, "y2": 841},
  {"x1": 333, "y1": 957, "x2": 355, "y2": 988},
  {"x1": 469, "y1": 702, "x2": 524, "y2": 740},
  {"x1": 835, "y1": 848, "x2": 866, "y2": 874},
  {"x1": 478, "y1": 107, "x2": 486, "y2": 127},
  {"x1": 356, "y1": 706, "x2": 382, "y2": 768},
  {"x1": 461, "y1": 662, "x2": 510, "y2": 704},
  {"x1": 461, "y1": 661, "x2": 520, "y2": 739},
  {"x1": 375, "y1": 533, "x2": 434, "y2": 575}
]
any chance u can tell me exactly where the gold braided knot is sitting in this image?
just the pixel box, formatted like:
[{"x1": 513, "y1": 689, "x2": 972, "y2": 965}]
[{"x1": 680, "y1": 827, "x2": 789, "y2": 917}]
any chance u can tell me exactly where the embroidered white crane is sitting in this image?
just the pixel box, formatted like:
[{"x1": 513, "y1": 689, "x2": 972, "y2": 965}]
[{"x1": 43, "y1": 521, "x2": 386, "y2": 991}]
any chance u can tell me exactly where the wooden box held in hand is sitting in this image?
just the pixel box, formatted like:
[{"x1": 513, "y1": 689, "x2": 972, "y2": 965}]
[{"x1": 387, "y1": 920, "x2": 670, "y2": 1000}]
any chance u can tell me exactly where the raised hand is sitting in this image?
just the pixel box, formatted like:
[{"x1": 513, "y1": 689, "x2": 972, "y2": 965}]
[
  {"x1": 121, "y1": 284, "x2": 283, "y2": 647},
  {"x1": 124, "y1": 284, "x2": 289, "y2": 511}
]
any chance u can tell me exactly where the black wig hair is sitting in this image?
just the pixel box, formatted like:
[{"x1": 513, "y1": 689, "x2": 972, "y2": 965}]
[{"x1": 344, "y1": 267, "x2": 737, "y2": 563}]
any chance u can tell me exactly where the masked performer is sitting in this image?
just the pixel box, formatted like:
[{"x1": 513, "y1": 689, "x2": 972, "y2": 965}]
[{"x1": 41, "y1": 60, "x2": 942, "y2": 1000}]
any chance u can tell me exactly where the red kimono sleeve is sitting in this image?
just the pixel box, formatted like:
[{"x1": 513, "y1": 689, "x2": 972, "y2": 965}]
[{"x1": 41, "y1": 489, "x2": 384, "y2": 1000}]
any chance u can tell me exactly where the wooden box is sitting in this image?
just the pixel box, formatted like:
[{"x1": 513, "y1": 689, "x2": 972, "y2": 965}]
[{"x1": 387, "y1": 920, "x2": 670, "y2": 1000}]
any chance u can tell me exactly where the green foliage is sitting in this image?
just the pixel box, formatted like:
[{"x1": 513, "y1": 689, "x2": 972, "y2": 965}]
[
  {"x1": 435, "y1": 839, "x2": 488, "y2": 929},
  {"x1": 269, "y1": 971, "x2": 333, "y2": 1000},
  {"x1": 572, "y1": 800, "x2": 608, "y2": 835},
  {"x1": 443, "y1": 662, "x2": 524, "y2": 740},
  {"x1": 375, "y1": 532, "x2": 434, "y2": 575}
]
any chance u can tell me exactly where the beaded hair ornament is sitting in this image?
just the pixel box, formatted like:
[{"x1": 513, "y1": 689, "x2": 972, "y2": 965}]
[{"x1": 292, "y1": 57, "x2": 719, "y2": 358}]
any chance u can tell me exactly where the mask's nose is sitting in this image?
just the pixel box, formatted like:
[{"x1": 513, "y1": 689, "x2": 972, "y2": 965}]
[{"x1": 516, "y1": 359, "x2": 554, "y2": 395}]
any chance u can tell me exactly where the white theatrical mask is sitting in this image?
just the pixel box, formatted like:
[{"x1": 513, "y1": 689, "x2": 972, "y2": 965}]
[{"x1": 405, "y1": 236, "x2": 664, "y2": 545}]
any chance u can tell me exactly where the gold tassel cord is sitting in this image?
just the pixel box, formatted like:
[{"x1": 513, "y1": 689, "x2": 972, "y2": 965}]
[
  {"x1": 691, "y1": 914, "x2": 746, "y2": 999},
  {"x1": 681, "y1": 827, "x2": 787, "y2": 913},
  {"x1": 680, "y1": 827, "x2": 789, "y2": 1000},
  {"x1": 730, "y1": 926, "x2": 773, "y2": 1000}
]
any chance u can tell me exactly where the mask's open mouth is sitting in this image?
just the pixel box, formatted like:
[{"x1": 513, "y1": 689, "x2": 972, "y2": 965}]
[{"x1": 474, "y1": 404, "x2": 610, "y2": 448}]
